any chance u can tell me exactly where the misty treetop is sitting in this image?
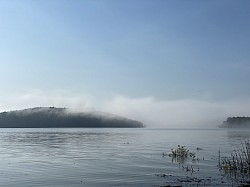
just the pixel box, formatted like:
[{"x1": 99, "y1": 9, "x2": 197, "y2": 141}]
[
  {"x1": 0, "y1": 107, "x2": 144, "y2": 128},
  {"x1": 220, "y1": 116, "x2": 250, "y2": 128}
]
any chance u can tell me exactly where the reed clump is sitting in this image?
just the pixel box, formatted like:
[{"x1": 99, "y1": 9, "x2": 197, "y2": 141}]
[{"x1": 220, "y1": 140, "x2": 250, "y2": 174}]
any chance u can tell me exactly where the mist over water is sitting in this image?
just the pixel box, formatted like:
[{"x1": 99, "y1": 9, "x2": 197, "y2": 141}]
[
  {"x1": 1, "y1": 91, "x2": 250, "y2": 128},
  {"x1": 1, "y1": 0, "x2": 249, "y2": 186}
]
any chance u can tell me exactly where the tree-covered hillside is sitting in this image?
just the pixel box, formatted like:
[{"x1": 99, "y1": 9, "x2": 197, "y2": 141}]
[
  {"x1": 0, "y1": 107, "x2": 144, "y2": 128},
  {"x1": 220, "y1": 117, "x2": 250, "y2": 128}
]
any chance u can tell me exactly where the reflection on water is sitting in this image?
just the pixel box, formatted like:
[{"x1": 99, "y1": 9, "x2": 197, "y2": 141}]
[
  {"x1": 0, "y1": 128, "x2": 249, "y2": 186},
  {"x1": 227, "y1": 129, "x2": 250, "y2": 142}
]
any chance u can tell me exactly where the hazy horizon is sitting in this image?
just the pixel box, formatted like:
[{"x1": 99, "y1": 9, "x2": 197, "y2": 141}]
[{"x1": 1, "y1": 0, "x2": 250, "y2": 128}]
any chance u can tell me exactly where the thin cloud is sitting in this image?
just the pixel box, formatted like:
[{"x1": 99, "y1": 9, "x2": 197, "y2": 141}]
[{"x1": 0, "y1": 90, "x2": 96, "y2": 112}]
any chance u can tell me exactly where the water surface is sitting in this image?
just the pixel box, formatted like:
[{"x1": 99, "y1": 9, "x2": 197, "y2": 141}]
[{"x1": 0, "y1": 128, "x2": 249, "y2": 186}]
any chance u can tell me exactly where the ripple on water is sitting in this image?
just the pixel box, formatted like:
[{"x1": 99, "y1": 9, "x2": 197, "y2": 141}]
[{"x1": 0, "y1": 128, "x2": 250, "y2": 186}]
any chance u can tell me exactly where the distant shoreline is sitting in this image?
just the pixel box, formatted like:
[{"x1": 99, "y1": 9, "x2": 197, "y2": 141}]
[
  {"x1": 220, "y1": 116, "x2": 250, "y2": 128},
  {"x1": 0, "y1": 107, "x2": 144, "y2": 128}
]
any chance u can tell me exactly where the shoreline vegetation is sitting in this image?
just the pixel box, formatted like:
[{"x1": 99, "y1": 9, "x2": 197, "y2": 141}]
[
  {"x1": 159, "y1": 142, "x2": 250, "y2": 186},
  {"x1": 0, "y1": 107, "x2": 144, "y2": 128},
  {"x1": 219, "y1": 140, "x2": 250, "y2": 175},
  {"x1": 220, "y1": 117, "x2": 250, "y2": 128}
]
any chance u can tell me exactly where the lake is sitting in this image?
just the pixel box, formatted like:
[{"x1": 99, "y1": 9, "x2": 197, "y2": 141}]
[{"x1": 0, "y1": 128, "x2": 250, "y2": 186}]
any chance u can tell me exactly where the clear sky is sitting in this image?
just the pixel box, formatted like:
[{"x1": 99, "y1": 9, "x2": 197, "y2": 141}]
[{"x1": 0, "y1": 0, "x2": 250, "y2": 128}]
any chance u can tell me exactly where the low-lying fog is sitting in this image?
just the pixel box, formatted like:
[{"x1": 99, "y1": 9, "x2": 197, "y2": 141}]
[{"x1": 1, "y1": 91, "x2": 250, "y2": 129}]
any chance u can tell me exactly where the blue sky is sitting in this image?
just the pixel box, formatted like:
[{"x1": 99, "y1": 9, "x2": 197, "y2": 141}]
[{"x1": 0, "y1": 0, "x2": 250, "y2": 127}]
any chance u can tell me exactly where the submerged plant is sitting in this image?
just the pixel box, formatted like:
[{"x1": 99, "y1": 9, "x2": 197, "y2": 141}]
[
  {"x1": 164, "y1": 145, "x2": 196, "y2": 164},
  {"x1": 168, "y1": 145, "x2": 195, "y2": 158},
  {"x1": 182, "y1": 165, "x2": 199, "y2": 174}
]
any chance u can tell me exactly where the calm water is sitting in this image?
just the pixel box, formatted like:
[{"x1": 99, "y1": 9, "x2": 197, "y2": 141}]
[{"x1": 0, "y1": 128, "x2": 250, "y2": 186}]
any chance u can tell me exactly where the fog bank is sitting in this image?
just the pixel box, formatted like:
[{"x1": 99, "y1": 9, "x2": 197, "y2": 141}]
[{"x1": 1, "y1": 91, "x2": 250, "y2": 128}]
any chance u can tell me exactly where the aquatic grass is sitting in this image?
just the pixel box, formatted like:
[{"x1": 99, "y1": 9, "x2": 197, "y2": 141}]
[
  {"x1": 168, "y1": 145, "x2": 196, "y2": 159},
  {"x1": 163, "y1": 145, "x2": 197, "y2": 164},
  {"x1": 220, "y1": 140, "x2": 250, "y2": 176}
]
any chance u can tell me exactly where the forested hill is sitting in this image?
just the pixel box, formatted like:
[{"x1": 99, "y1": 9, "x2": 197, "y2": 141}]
[
  {"x1": 0, "y1": 107, "x2": 144, "y2": 128},
  {"x1": 220, "y1": 117, "x2": 250, "y2": 128}
]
